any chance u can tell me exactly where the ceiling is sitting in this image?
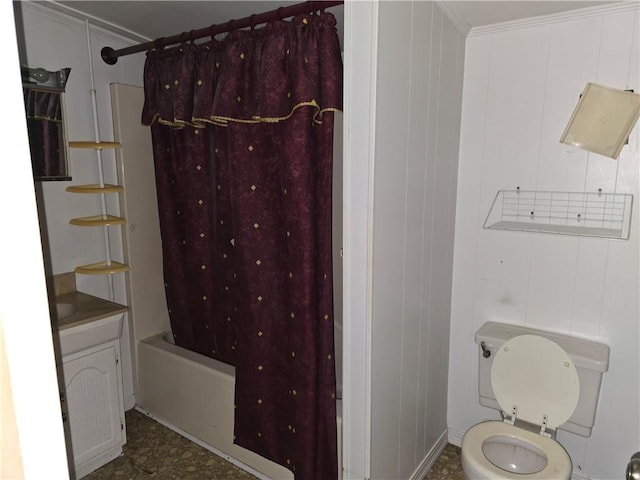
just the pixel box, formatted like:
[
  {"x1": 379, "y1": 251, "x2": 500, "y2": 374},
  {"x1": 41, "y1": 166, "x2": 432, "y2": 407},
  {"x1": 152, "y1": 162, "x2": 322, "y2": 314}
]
[
  {"x1": 53, "y1": 0, "x2": 620, "y2": 43},
  {"x1": 56, "y1": 1, "x2": 308, "y2": 41}
]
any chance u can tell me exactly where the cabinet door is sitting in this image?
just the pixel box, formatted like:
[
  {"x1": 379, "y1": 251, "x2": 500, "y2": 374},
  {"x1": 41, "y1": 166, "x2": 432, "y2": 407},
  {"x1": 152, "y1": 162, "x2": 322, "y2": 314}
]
[{"x1": 62, "y1": 343, "x2": 122, "y2": 468}]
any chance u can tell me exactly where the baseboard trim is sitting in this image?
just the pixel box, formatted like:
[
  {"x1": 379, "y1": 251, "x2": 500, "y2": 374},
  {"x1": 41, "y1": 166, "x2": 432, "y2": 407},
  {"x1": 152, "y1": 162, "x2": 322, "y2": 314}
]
[
  {"x1": 124, "y1": 394, "x2": 136, "y2": 411},
  {"x1": 74, "y1": 444, "x2": 123, "y2": 479},
  {"x1": 409, "y1": 430, "x2": 449, "y2": 480},
  {"x1": 448, "y1": 427, "x2": 465, "y2": 447}
]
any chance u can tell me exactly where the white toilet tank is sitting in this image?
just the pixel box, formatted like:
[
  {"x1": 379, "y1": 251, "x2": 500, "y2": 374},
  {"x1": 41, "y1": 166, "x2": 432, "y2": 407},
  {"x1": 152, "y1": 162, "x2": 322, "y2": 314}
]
[{"x1": 475, "y1": 321, "x2": 610, "y2": 437}]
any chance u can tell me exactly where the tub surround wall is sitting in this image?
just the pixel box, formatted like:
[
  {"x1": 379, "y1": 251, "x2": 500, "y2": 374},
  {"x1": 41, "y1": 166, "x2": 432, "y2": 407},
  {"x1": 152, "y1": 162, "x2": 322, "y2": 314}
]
[
  {"x1": 448, "y1": 4, "x2": 639, "y2": 480},
  {"x1": 109, "y1": 82, "x2": 168, "y2": 395}
]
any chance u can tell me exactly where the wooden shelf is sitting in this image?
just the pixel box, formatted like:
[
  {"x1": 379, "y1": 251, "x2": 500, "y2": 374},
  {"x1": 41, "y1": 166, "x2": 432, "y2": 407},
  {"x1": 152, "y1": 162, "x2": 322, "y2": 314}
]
[
  {"x1": 66, "y1": 184, "x2": 124, "y2": 194},
  {"x1": 69, "y1": 141, "x2": 121, "y2": 150},
  {"x1": 70, "y1": 215, "x2": 126, "y2": 227},
  {"x1": 75, "y1": 261, "x2": 130, "y2": 275}
]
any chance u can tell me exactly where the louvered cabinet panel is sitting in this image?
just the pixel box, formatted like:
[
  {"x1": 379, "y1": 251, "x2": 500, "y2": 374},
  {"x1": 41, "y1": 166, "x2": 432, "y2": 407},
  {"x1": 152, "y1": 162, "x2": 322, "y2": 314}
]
[{"x1": 62, "y1": 341, "x2": 125, "y2": 478}]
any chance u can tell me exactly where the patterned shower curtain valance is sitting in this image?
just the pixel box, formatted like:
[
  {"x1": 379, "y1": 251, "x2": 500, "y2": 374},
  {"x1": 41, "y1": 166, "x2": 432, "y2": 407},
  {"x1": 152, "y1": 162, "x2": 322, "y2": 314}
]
[{"x1": 141, "y1": 13, "x2": 342, "y2": 128}]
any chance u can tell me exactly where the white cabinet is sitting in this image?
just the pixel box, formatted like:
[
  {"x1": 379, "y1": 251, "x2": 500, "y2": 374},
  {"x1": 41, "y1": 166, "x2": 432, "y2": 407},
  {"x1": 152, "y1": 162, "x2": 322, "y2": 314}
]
[{"x1": 61, "y1": 337, "x2": 126, "y2": 478}]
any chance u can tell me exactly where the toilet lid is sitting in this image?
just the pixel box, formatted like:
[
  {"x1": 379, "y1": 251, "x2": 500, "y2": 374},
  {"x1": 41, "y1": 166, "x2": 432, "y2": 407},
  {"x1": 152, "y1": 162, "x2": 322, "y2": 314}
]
[{"x1": 491, "y1": 335, "x2": 579, "y2": 430}]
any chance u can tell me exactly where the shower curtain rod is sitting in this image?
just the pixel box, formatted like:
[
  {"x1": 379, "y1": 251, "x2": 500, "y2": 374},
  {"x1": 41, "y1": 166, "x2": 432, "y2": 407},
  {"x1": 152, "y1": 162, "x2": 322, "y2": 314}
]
[{"x1": 100, "y1": 0, "x2": 343, "y2": 65}]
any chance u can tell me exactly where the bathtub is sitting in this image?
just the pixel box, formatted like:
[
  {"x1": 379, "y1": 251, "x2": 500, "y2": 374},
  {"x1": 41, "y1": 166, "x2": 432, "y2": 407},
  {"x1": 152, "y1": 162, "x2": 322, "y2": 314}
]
[{"x1": 137, "y1": 332, "x2": 342, "y2": 479}]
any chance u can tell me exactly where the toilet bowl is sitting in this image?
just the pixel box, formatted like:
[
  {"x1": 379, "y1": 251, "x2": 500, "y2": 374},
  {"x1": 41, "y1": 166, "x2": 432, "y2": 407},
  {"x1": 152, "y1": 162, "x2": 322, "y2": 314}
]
[
  {"x1": 461, "y1": 333, "x2": 580, "y2": 480},
  {"x1": 461, "y1": 421, "x2": 572, "y2": 479}
]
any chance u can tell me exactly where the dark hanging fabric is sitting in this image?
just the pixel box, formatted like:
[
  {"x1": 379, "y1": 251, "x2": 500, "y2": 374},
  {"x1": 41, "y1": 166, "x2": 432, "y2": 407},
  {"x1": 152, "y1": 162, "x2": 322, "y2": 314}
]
[
  {"x1": 142, "y1": 12, "x2": 342, "y2": 480},
  {"x1": 23, "y1": 89, "x2": 65, "y2": 178}
]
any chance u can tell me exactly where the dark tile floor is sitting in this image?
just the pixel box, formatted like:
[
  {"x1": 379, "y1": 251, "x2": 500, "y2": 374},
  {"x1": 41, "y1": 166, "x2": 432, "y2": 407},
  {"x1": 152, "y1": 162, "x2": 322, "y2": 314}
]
[
  {"x1": 83, "y1": 409, "x2": 464, "y2": 479},
  {"x1": 83, "y1": 409, "x2": 256, "y2": 480},
  {"x1": 423, "y1": 444, "x2": 464, "y2": 480}
]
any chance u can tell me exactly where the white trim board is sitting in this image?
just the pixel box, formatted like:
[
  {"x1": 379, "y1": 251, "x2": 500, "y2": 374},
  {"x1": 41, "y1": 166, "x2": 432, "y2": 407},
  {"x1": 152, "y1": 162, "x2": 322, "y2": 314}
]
[
  {"x1": 342, "y1": 1, "x2": 378, "y2": 478},
  {"x1": 436, "y1": 1, "x2": 472, "y2": 36},
  {"x1": 410, "y1": 430, "x2": 449, "y2": 480},
  {"x1": 469, "y1": 1, "x2": 638, "y2": 37},
  {"x1": 448, "y1": 427, "x2": 465, "y2": 448}
]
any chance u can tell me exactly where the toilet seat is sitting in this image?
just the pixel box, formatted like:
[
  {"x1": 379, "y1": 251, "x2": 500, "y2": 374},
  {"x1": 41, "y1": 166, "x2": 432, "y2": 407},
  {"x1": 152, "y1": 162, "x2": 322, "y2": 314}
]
[
  {"x1": 491, "y1": 335, "x2": 579, "y2": 431},
  {"x1": 461, "y1": 421, "x2": 572, "y2": 479}
]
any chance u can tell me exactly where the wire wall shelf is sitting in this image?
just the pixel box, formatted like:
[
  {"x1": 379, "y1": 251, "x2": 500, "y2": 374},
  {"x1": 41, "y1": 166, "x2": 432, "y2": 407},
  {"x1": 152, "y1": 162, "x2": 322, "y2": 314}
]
[{"x1": 483, "y1": 190, "x2": 633, "y2": 240}]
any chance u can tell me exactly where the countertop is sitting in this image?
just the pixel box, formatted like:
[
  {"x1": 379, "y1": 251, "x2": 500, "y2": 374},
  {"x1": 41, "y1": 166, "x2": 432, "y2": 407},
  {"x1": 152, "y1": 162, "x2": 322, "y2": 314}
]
[{"x1": 55, "y1": 291, "x2": 128, "y2": 330}]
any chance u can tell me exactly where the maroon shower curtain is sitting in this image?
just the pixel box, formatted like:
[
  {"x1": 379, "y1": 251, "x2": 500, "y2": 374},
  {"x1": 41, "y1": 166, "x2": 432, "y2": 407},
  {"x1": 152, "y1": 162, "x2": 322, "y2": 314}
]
[{"x1": 142, "y1": 13, "x2": 342, "y2": 479}]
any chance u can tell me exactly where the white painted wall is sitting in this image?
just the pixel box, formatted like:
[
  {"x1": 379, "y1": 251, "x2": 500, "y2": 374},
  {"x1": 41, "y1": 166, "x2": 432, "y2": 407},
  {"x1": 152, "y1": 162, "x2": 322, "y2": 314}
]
[
  {"x1": 448, "y1": 4, "x2": 639, "y2": 480},
  {"x1": 14, "y1": 2, "x2": 147, "y2": 409},
  {"x1": 370, "y1": 2, "x2": 465, "y2": 478}
]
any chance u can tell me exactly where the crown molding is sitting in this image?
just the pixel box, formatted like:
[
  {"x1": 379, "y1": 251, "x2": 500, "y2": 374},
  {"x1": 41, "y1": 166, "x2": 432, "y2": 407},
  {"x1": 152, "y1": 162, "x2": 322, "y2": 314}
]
[
  {"x1": 468, "y1": 1, "x2": 639, "y2": 38},
  {"x1": 436, "y1": 1, "x2": 472, "y2": 36},
  {"x1": 18, "y1": 1, "x2": 151, "y2": 44}
]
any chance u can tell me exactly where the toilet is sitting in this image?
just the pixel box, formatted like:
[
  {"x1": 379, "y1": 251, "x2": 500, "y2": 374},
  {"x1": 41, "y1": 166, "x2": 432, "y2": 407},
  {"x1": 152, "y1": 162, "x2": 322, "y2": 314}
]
[{"x1": 461, "y1": 321, "x2": 610, "y2": 480}]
